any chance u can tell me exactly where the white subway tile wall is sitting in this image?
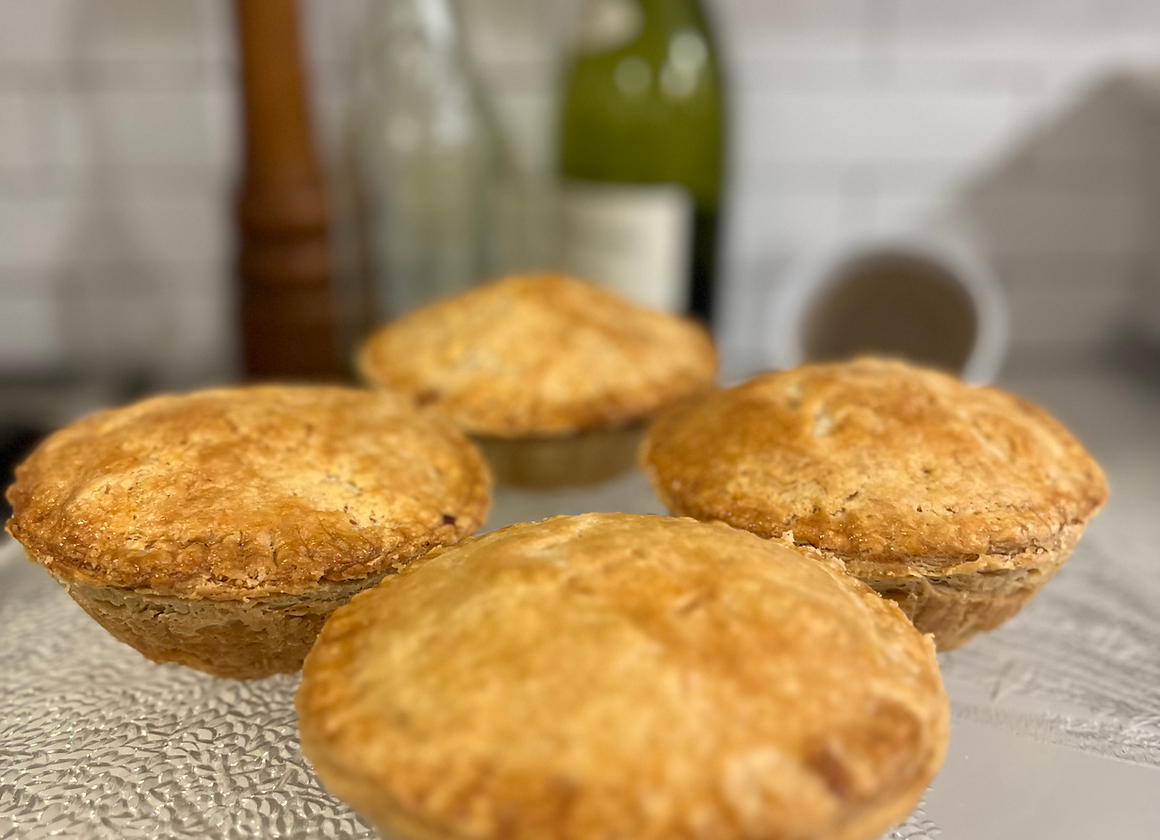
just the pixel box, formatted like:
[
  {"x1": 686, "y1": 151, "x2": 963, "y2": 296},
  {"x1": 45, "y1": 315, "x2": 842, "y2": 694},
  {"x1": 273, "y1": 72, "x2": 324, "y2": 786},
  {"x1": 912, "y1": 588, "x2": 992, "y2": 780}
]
[{"x1": 0, "y1": 0, "x2": 1157, "y2": 382}]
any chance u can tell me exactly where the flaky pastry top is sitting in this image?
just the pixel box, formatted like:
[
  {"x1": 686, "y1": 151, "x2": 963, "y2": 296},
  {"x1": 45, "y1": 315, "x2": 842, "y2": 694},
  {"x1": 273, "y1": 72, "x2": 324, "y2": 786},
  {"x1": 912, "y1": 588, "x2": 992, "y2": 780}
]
[
  {"x1": 642, "y1": 358, "x2": 1107, "y2": 565},
  {"x1": 6, "y1": 386, "x2": 491, "y2": 597},
  {"x1": 297, "y1": 513, "x2": 947, "y2": 840},
  {"x1": 357, "y1": 274, "x2": 718, "y2": 437}
]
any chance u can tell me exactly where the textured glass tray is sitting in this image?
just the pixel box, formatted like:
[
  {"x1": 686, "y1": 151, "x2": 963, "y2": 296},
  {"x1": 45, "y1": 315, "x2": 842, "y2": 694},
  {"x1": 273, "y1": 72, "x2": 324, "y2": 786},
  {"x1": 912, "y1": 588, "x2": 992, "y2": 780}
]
[{"x1": 3, "y1": 470, "x2": 1158, "y2": 839}]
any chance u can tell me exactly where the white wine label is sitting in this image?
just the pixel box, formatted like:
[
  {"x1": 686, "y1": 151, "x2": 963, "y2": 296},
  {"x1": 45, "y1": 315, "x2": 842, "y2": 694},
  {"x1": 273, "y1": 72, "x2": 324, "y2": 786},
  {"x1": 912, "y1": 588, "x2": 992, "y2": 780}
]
[
  {"x1": 558, "y1": 180, "x2": 693, "y2": 312},
  {"x1": 574, "y1": 0, "x2": 643, "y2": 54}
]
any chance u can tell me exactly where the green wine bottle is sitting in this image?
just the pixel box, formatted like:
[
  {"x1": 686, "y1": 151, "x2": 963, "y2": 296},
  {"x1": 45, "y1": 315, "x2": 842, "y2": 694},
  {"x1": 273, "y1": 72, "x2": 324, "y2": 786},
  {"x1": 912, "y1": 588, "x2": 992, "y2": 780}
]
[{"x1": 559, "y1": 0, "x2": 724, "y2": 321}]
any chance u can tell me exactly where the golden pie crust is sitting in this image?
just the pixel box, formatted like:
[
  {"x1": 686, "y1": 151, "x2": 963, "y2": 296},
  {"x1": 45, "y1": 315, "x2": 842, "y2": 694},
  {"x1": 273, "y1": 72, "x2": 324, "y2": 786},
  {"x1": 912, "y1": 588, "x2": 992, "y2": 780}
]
[
  {"x1": 297, "y1": 513, "x2": 948, "y2": 840},
  {"x1": 6, "y1": 385, "x2": 491, "y2": 678},
  {"x1": 641, "y1": 358, "x2": 1108, "y2": 649},
  {"x1": 356, "y1": 274, "x2": 718, "y2": 438}
]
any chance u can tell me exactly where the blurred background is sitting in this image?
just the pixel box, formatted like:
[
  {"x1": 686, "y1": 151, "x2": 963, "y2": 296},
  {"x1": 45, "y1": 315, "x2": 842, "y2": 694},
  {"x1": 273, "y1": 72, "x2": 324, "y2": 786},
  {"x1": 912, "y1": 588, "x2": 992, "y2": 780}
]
[
  {"x1": 1, "y1": 0, "x2": 1158, "y2": 430},
  {"x1": 3, "y1": 8, "x2": 1158, "y2": 832}
]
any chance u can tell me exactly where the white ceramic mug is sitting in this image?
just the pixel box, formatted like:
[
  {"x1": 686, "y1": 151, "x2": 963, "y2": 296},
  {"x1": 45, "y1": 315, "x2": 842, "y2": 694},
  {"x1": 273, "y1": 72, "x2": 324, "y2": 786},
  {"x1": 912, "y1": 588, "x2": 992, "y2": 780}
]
[{"x1": 765, "y1": 227, "x2": 1009, "y2": 384}]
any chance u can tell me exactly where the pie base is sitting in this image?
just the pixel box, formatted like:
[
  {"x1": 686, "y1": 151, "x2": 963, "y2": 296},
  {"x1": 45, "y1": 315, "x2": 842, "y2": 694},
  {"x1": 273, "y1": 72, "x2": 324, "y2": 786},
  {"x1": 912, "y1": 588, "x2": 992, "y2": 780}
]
[
  {"x1": 475, "y1": 425, "x2": 644, "y2": 488},
  {"x1": 48, "y1": 571, "x2": 389, "y2": 680}
]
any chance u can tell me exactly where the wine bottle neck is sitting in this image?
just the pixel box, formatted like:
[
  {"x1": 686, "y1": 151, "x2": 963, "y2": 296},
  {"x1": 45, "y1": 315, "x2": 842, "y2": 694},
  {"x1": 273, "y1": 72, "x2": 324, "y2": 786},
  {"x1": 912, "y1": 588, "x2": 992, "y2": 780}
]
[{"x1": 632, "y1": 0, "x2": 708, "y2": 31}]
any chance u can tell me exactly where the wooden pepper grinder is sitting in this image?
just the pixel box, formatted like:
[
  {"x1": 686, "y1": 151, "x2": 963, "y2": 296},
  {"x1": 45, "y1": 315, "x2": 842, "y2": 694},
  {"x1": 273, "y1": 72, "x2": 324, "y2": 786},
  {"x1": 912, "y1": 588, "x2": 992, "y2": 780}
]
[{"x1": 233, "y1": 0, "x2": 343, "y2": 379}]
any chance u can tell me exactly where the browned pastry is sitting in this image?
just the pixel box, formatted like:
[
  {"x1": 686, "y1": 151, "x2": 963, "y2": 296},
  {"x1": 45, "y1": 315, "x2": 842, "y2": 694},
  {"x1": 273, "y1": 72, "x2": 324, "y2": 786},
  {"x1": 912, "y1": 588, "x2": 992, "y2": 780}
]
[
  {"x1": 357, "y1": 274, "x2": 718, "y2": 486},
  {"x1": 297, "y1": 513, "x2": 949, "y2": 840},
  {"x1": 641, "y1": 357, "x2": 1108, "y2": 649},
  {"x1": 6, "y1": 385, "x2": 491, "y2": 679}
]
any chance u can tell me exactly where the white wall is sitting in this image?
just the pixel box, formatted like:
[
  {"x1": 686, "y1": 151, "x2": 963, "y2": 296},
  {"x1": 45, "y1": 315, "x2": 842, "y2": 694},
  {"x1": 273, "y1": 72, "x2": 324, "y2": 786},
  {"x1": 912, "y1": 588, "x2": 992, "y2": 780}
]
[
  {"x1": 0, "y1": 0, "x2": 237, "y2": 382},
  {"x1": 0, "y1": 0, "x2": 1157, "y2": 384},
  {"x1": 712, "y1": 0, "x2": 1160, "y2": 374}
]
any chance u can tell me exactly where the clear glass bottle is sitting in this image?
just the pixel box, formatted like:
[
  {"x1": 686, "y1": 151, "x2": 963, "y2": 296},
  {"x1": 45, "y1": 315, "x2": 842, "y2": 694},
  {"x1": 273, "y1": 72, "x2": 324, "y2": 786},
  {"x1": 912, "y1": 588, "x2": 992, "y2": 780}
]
[{"x1": 352, "y1": 0, "x2": 511, "y2": 318}]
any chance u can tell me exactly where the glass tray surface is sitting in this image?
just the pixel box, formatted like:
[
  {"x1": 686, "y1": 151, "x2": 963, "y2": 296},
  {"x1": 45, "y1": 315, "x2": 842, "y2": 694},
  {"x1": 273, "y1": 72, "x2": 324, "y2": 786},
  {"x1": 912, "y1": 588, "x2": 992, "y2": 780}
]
[{"x1": 3, "y1": 469, "x2": 1158, "y2": 839}]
